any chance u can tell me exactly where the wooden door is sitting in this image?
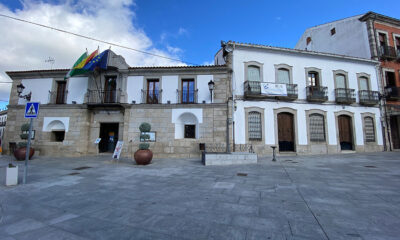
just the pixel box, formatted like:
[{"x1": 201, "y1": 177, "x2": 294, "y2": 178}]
[
  {"x1": 147, "y1": 79, "x2": 159, "y2": 104},
  {"x1": 338, "y1": 115, "x2": 353, "y2": 150},
  {"x1": 390, "y1": 116, "x2": 400, "y2": 149},
  {"x1": 56, "y1": 81, "x2": 66, "y2": 104},
  {"x1": 278, "y1": 113, "x2": 295, "y2": 151}
]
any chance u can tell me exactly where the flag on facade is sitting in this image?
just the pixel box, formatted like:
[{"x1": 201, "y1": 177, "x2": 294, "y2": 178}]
[
  {"x1": 65, "y1": 51, "x2": 87, "y2": 78},
  {"x1": 65, "y1": 49, "x2": 100, "y2": 78},
  {"x1": 82, "y1": 50, "x2": 109, "y2": 71}
]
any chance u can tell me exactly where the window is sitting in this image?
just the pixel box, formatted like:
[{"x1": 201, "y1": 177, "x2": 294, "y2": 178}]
[
  {"x1": 359, "y1": 76, "x2": 369, "y2": 91},
  {"x1": 52, "y1": 131, "x2": 65, "y2": 142},
  {"x1": 330, "y1": 28, "x2": 336, "y2": 36},
  {"x1": 335, "y1": 74, "x2": 347, "y2": 88},
  {"x1": 308, "y1": 71, "x2": 320, "y2": 86},
  {"x1": 247, "y1": 66, "x2": 261, "y2": 82},
  {"x1": 364, "y1": 117, "x2": 375, "y2": 142},
  {"x1": 56, "y1": 81, "x2": 67, "y2": 104},
  {"x1": 248, "y1": 111, "x2": 262, "y2": 141},
  {"x1": 147, "y1": 79, "x2": 160, "y2": 104},
  {"x1": 378, "y1": 33, "x2": 388, "y2": 47},
  {"x1": 184, "y1": 125, "x2": 195, "y2": 138},
  {"x1": 385, "y1": 71, "x2": 396, "y2": 87},
  {"x1": 309, "y1": 114, "x2": 325, "y2": 142},
  {"x1": 277, "y1": 68, "x2": 290, "y2": 84},
  {"x1": 104, "y1": 76, "x2": 117, "y2": 103},
  {"x1": 182, "y1": 79, "x2": 195, "y2": 103},
  {"x1": 306, "y1": 37, "x2": 312, "y2": 45}
]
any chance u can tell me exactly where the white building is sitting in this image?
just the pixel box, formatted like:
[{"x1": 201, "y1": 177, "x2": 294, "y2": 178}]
[{"x1": 216, "y1": 41, "x2": 383, "y2": 155}]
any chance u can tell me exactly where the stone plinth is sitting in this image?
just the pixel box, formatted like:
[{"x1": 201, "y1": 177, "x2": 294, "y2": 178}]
[{"x1": 203, "y1": 152, "x2": 258, "y2": 166}]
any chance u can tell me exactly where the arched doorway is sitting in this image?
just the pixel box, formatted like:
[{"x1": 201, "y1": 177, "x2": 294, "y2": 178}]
[
  {"x1": 278, "y1": 112, "x2": 295, "y2": 152},
  {"x1": 338, "y1": 115, "x2": 353, "y2": 150}
]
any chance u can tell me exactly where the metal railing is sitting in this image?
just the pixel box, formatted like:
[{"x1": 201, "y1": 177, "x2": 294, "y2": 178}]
[
  {"x1": 335, "y1": 88, "x2": 356, "y2": 104},
  {"x1": 379, "y1": 45, "x2": 397, "y2": 60},
  {"x1": 385, "y1": 86, "x2": 400, "y2": 100},
  {"x1": 87, "y1": 89, "x2": 121, "y2": 104},
  {"x1": 48, "y1": 90, "x2": 68, "y2": 104},
  {"x1": 358, "y1": 90, "x2": 379, "y2": 105},
  {"x1": 306, "y1": 86, "x2": 328, "y2": 102},
  {"x1": 244, "y1": 81, "x2": 297, "y2": 100},
  {"x1": 141, "y1": 89, "x2": 162, "y2": 104},
  {"x1": 176, "y1": 89, "x2": 198, "y2": 103}
]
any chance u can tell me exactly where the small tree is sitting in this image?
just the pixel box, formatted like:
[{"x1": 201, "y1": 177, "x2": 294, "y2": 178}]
[
  {"x1": 18, "y1": 123, "x2": 31, "y2": 148},
  {"x1": 139, "y1": 122, "x2": 151, "y2": 150}
]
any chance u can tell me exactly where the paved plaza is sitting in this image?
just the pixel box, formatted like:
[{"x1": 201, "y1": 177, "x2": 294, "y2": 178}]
[{"x1": 1, "y1": 152, "x2": 400, "y2": 240}]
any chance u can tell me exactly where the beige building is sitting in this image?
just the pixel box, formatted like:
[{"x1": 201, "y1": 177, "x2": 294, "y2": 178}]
[{"x1": 4, "y1": 51, "x2": 230, "y2": 158}]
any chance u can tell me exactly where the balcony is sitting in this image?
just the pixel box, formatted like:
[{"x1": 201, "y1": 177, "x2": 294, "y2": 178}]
[
  {"x1": 379, "y1": 45, "x2": 397, "y2": 60},
  {"x1": 176, "y1": 89, "x2": 198, "y2": 104},
  {"x1": 141, "y1": 89, "x2": 162, "y2": 104},
  {"x1": 359, "y1": 90, "x2": 379, "y2": 106},
  {"x1": 306, "y1": 86, "x2": 328, "y2": 102},
  {"x1": 335, "y1": 88, "x2": 356, "y2": 104},
  {"x1": 385, "y1": 86, "x2": 400, "y2": 100},
  {"x1": 87, "y1": 89, "x2": 121, "y2": 104},
  {"x1": 244, "y1": 81, "x2": 298, "y2": 100},
  {"x1": 48, "y1": 90, "x2": 68, "y2": 104}
]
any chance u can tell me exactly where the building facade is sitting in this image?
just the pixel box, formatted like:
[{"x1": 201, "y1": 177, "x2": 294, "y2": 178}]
[
  {"x1": 296, "y1": 12, "x2": 400, "y2": 150},
  {"x1": 0, "y1": 109, "x2": 7, "y2": 140},
  {"x1": 4, "y1": 51, "x2": 230, "y2": 158},
  {"x1": 216, "y1": 41, "x2": 383, "y2": 155}
]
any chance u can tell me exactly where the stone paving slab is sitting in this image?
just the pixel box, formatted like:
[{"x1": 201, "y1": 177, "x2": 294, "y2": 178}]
[{"x1": 1, "y1": 152, "x2": 400, "y2": 239}]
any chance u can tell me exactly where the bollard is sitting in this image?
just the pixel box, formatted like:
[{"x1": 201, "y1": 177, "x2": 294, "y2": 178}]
[{"x1": 271, "y1": 146, "x2": 277, "y2": 162}]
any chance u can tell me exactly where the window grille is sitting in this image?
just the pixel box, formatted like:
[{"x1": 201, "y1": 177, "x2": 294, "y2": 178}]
[
  {"x1": 309, "y1": 114, "x2": 325, "y2": 142},
  {"x1": 248, "y1": 111, "x2": 262, "y2": 141},
  {"x1": 364, "y1": 117, "x2": 375, "y2": 142}
]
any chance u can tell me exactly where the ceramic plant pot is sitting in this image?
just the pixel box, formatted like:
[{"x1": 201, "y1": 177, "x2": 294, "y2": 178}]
[
  {"x1": 14, "y1": 147, "x2": 35, "y2": 161},
  {"x1": 134, "y1": 149, "x2": 153, "y2": 165}
]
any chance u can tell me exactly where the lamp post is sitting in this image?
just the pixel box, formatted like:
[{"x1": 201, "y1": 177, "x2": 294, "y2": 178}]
[
  {"x1": 17, "y1": 83, "x2": 31, "y2": 101},
  {"x1": 208, "y1": 80, "x2": 215, "y2": 103}
]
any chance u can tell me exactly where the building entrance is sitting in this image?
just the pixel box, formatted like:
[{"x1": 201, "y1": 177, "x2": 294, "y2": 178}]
[
  {"x1": 99, "y1": 123, "x2": 119, "y2": 153},
  {"x1": 338, "y1": 115, "x2": 353, "y2": 150},
  {"x1": 390, "y1": 116, "x2": 400, "y2": 149},
  {"x1": 278, "y1": 112, "x2": 295, "y2": 152}
]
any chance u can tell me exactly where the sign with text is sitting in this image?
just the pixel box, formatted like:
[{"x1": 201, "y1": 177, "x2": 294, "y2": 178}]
[
  {"x1": 260, "y1": 83, "x2": 287, "y2": 96},
  {"x1": 25, "y1": 102, "x2": 40, "y2": 118},
  {"x1": 94, "y1": 138, "x2": 101, "y2": 144},
  {"x1": 140, "y1": 132, "x2": 156, "y2": 142},
  {"x1": 112, "y1": 141, "x2": 124, "y2": 159}
]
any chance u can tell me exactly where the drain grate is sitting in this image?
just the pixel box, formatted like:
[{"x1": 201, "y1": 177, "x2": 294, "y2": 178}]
[
  {"x1": 237, "y1": 173, "x2": 248, "y2": 177},
  {"x1": 67, "y1": 172, "x2": 80, "y2": 176},
  {"x1": 73, "y1": 166, "x2": 92, "y2": 170},
  {"x1": 364, "y1": 165, "x2": 377, "y2": 168}
]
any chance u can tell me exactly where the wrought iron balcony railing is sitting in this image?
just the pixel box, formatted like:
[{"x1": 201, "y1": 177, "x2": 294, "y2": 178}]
[
  {"x1": 358, "y1": 90, "x2": 379, "y2": 106},
  {"x1": 48, "y1": 90, "x2": 68, "y2": 104},
  {"x1": 385, "y1": 86, "x2": 400, "y2": 100},
  {"x1": 306, "y1": 86, "x2": 328, "y2": 102},
  {"x1": 379, "y1": 45, "x2": 397, "y2": 60},
  {"x1": 176, "y1": 89, "x2": 198, "y2": 104},
  {"x1": 335, "y1": 88, "x2": 356, "y2": 104},
  {"x1": 87, "y1": 89, "x2": 121, "y2": 104},
  {"x1": 141, "y1": 89, "x2": 162, "y2": 104},
  {"x1": 244, "y1": 81, "x2": 298, "y2": 100}
]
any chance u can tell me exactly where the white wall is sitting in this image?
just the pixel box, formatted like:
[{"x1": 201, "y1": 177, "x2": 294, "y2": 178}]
[
  {"x1": 234, "y1": 100, "x2": 383, "y2": 147},
  {"x1": 295, "y1": 15, "x2": 371, "y2": 59},
  {"x1": 162, "y1": 75, "x2": 178, "y2": 104},
  {"x1": 171, "y1": 108, "x2": 203, "y2": 139},
  {"x1": 42, "y1": 117, "x2": 70, "y2": 132},
  {"x1": 197, "y1": 75, "x2": 213, "y2": 103},
  {"x1": 127, "y1": 76, "x2": 143, "y2": 104},
  {"x1": 67, "y1": 77, "x2": 88, "y2": 104},
  {"x1": 18, "y1": 78, "x2": 53, "y2": 105}
]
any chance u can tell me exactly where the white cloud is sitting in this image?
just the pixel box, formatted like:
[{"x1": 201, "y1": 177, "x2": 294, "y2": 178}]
[
  {"x1": 202, "y1": 60, "x2": 215, "y2": 65},
  {"x1": 0, "y1": 0, "x2": 185, "y2": 103}
]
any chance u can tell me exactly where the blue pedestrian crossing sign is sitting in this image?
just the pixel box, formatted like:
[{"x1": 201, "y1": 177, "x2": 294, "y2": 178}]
[{"x1": 25, "y1": 102, "x2": 40, "y2": 118}]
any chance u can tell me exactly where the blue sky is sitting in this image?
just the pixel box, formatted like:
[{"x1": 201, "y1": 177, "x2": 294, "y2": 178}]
[{"x1": 0, "y1": 0, "x2": 399, "y2": 109}]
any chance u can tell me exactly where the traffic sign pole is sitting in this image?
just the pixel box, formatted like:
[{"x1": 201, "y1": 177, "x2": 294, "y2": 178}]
[{"x1": 23, "y1": 118, "x2": 33, "y2": 184}]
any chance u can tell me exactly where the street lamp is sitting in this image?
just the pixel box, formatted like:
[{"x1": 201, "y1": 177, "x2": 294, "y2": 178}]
[
  {"x1": 208, "y1": 80, "x2": 215, "y2": 103},
  {"x1": 16, "y1": 83, "x2": 31, "y2": 101}
]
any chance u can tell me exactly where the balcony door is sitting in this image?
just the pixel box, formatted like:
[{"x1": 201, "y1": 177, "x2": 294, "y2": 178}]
[
  {"x1": 308, "y1": 71, "x2": 320, "y2": 87},
  {"x1": 56, "y1": 81, "x2": 66, "y2": 104},
  {"x1": 338, "y1": 115, "x2": 353, "y2": 150},
  {"x1": 182, "y1": 79, "x2": 195, "y2": 103},
  {"x1": 147, "y1": 79, "x2": 159, "y2": 104},
  {"x1": 104, "y1": 76, "x2": 117, "y2": 103},
  {"x1": 278, "y1": 112, "x2": 295, "y2": 152}
]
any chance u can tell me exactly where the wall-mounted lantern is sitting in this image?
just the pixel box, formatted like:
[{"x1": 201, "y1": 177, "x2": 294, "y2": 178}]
[
  {"x1": 16, "y1": 83, "x2": 31, "y2": 101},
  {"x1": 208, "y1": 80, "x2": 215, "y2": 103}
]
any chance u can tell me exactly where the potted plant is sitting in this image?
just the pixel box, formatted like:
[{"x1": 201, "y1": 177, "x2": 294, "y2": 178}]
[
  {"x1": 134, "y1": 122, "x2": 153, "y2": 165},
  {"x1": 14, "y1": 123, "x2": 35, "y2": 161},
  {"x1": 5, "y1": 161, "x2": 18, "y2": 186}
]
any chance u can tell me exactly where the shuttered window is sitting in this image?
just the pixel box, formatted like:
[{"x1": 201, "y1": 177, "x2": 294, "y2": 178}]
[
  {"x1": 364, "y1": 117, "x2": 375, "y2": 142},
  {"x1": 277, "y1": 68, "x2": 290, "y2": 84},
  {"x1": 309, "y1": 114, "x2": 325, "y2": 142},
  {"x1": 248, "y1": 111, "x2": 262, "y2": 141},
  {"x1": 248, "y1": 66, "x2": 261, "y2": 82}
]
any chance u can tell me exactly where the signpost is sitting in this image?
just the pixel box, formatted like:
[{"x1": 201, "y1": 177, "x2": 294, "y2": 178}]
[{"x1": 23, "y1": 102, "x2": 39, "y2": 184}]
